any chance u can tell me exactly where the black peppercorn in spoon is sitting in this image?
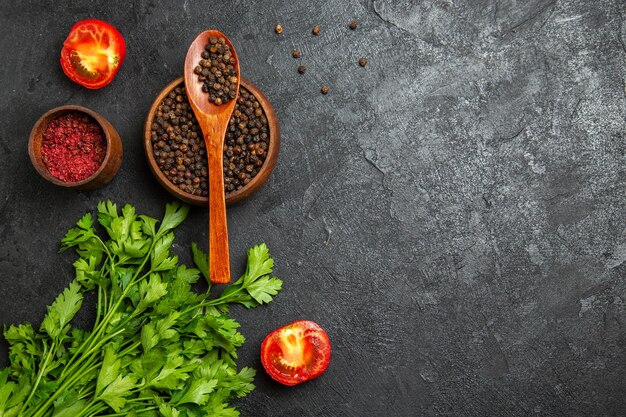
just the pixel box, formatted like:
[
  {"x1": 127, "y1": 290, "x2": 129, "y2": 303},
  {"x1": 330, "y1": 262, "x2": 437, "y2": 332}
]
[{"x1": 184, "y1": 30, "x2": 240, "y2": 284}]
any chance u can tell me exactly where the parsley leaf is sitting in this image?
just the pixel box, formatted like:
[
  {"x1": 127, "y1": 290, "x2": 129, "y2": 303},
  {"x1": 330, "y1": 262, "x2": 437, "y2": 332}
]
[
  {"x1": 96, "y1": 348, "x2": 120, "y2": 396},
  {"x1": 191, "y1": 242, "x2": 209, "y2": 286},
  {"x1": 158, "y1": 201, "x2": 189, "y2": 235},
  {"x1": 40, "y1": 281, "x2": 83, "y2": 339},
  {"x1": 97, "y1": 373, "x2": 138, "y2": 412},
  {"x1": 175, "y1": 379, "x2": 218, "y2": 405},
  {"x1": 246, "y1": 276, "x2": 283, "y2": 305}
]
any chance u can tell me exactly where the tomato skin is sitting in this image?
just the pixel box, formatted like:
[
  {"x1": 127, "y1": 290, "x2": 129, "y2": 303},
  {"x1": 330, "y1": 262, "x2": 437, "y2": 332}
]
[
  {"x1": 60, "y1": 19, "x2": 126, "y2": 89},
  {"x1": 261, "y1": 320, "x2": 331, "y2": 386}
]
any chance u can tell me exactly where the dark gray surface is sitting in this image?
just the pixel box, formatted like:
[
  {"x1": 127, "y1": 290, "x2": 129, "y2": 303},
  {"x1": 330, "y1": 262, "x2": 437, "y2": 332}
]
[{"x1": 1, "y1": 0, "x2": 625, "y2": 415}]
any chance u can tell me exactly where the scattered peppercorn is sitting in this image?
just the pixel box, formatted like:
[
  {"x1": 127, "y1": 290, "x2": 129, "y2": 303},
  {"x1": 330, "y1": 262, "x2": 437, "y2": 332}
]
[
  {"x1": 297, "y1": 65, "x2": 306, "y2": 74},
  {"x1": 194, "y1": 36, "x2": 238, "y2": 106},
  {"x1": 150, "y1": 84, "x2": 270, "y2": 196},
  {"x1": 321, "y1": 85, "x2": 329, "y2": 94},
  {"x1": 292, "y1": 49, "x2": 301, "y2": 58},
  {"x1": 359, "y1": 57, "x2": 367, "y2": 67},
  {"x1": 40, "y1": 112, "x2": 107, "y2": 183},
  {"x1": 349, "y1": 20, "x2": 358, "y2": 30},
  {"x1": 312, "y1": 25, "x2": 321, "y2": 35},
  {"x1": 275, "y1": 24, "x2": 283, "y2": 34}
]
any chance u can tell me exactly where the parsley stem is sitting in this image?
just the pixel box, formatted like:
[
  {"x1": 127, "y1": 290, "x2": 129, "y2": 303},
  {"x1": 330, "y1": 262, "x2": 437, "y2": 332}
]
[
  {"x1": 19, "y1": 340, "x2": 55, "y2": 417},
  {"x1": 98, "y1": 406, "x2": 157, "y2": 417},
  {"x1": 180, "y1": 286, "x2": 246, "y2": 316},
  {"x1": 74, "y1": 400, "x2": 108, "y2": 417},
  {"x1": 77, "y1": 328, "x2": 126, "y2": 363},
  {"x1": 61, "y1": 262, "x2": 114, "y2": 378},
  {"x1": 58, "y1": 325, "x2": 125, "y2": 385},
  {"x1": 101, "y1": 236, "x2": 156, "y2": 320},
  {"x1": 73, "y1": 399, "x2": 96, "y2": 417},
  {"x1": 102, "y1": 284, "x2": 109, "y2": 318},
  {"x1": 94, "y1": 286, "x2": 102, "y2": 326},
  {"x1": 95, "y1": 235, "x2": 112, "y2": 259},
  {"x1": 28, "y1": 353, "x2": 100, "y2": 417},
  {"x1": 118, "y1": 340, "x2": 141, "y2": 356},
  {"x1": 61, "y1": 241, "x2": 155, "y2": 381}
]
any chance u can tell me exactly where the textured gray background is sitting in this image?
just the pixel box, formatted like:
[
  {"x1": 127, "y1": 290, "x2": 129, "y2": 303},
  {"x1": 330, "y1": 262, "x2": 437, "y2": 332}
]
[{"x1": 1, "y1": 0, "x2": 625, "y2": 416}]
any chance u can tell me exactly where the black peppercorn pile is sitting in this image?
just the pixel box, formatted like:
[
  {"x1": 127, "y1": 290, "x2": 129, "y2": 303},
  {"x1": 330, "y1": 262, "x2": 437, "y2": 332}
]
[
  {"x1": 223, "y1": 87, "x2": 269, "y2": 193},
  {"x1": 194, "y1": 36, "x2": 238, "y2": 106},
  {"x1": 151, "y1": 87, "x2": 207, "y2": 196},
  {"x1": 150, "y1": 84, "x2": 269, "y2": 197}
]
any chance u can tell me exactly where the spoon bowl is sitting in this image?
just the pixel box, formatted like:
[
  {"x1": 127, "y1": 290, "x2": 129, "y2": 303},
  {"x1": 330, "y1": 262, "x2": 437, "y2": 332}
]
[{"x1": 184, "y1": 30, "x2": 240, "y2": 284}]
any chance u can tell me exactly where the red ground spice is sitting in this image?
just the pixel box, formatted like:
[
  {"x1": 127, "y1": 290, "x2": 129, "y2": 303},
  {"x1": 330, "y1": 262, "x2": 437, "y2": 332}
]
[{"x1": 40, "y1": 112, "x2": 107, "y2": 182}]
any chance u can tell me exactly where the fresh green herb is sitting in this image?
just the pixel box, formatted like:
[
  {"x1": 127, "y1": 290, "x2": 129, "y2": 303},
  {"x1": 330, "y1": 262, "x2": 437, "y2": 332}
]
[{"x1": 1, "y1": 201, "x2": 282, "y2": 417}]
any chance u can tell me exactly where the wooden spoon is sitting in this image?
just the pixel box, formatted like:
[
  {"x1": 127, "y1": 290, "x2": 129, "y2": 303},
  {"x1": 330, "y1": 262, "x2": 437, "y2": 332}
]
[{"x1": 184, "y1": 30, "x2": 240, "y2": 284}]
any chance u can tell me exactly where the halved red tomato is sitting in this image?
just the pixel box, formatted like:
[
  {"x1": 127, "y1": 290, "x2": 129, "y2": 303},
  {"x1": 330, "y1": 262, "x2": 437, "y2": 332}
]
[
  {"x1": 261, "y1": 320, "x2": 331, "y2": 386},
  {"x1": 60, "y1": 19, "x2": 126, "y2": 89}
]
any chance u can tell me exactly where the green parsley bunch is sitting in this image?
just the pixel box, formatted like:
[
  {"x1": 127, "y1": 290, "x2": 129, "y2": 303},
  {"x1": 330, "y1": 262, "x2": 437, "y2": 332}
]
[{"x1": 0, "y1": 201, "x2": 282, "y2": 417}]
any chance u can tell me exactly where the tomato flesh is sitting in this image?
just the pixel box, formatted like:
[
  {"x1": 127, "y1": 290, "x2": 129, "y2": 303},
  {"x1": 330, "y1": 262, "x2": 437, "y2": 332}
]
[
  {"x1": 261, "y1": 320, "x2": 331, "y2": 386},
  {"x1": 60, "y1": 19, "x2": 125, "y2": 89}
]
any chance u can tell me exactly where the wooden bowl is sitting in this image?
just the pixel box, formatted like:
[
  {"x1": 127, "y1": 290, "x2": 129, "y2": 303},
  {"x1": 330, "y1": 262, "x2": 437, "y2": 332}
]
[
  {"x1": 144, "y1": 77, "x2": 280, "y2": 206},
  {"x1": 28, "y1": 105, "x2": 123, "y2": 190}
]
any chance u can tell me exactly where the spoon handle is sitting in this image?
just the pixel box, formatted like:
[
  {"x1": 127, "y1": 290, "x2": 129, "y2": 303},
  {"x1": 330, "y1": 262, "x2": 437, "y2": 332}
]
[{"x1": 204, "y1": 116, "x2": 231, "y2": 284}]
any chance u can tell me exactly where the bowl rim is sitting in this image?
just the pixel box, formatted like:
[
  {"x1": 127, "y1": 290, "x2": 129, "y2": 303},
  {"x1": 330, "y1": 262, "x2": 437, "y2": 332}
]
[
  {"x1": 28, "y1": 105, "x2": 115, "y2": 187},
  {"x1": 144, "y1": 76, "x2": 280, "y2": 206}
]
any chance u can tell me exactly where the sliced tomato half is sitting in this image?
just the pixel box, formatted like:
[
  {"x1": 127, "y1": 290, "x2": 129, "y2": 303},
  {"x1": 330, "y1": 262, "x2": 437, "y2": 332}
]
[
  {"x1": 60, "y1": 19, "x2": 126, "y2": 89},
  {"x1": 261, "y1": 320, "x2": 331, "y2": 386}
]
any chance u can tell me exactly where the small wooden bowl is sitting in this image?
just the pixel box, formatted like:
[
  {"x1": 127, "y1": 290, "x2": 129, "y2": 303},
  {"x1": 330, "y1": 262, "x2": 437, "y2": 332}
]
[
  {"x1": 144, "y1": 77, "x2": 280, "y2": 206},
  {"x1": 28, "y1": 105, "x2": 123, "y2": 190}
]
